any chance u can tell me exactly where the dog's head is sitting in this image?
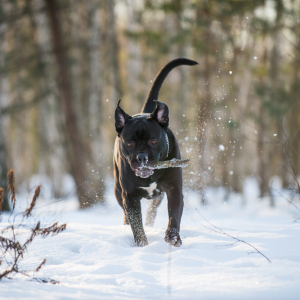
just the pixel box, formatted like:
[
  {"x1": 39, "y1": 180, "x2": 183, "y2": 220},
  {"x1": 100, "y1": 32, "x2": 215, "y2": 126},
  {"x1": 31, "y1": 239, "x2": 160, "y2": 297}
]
[{"x1": 115, "y1": 99, "x2": 169, "y2": 178}]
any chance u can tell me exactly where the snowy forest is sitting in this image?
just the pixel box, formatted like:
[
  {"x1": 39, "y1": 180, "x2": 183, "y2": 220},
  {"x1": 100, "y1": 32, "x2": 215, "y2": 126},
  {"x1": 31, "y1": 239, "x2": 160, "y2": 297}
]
[
  {"x1": 1, "y1": 0, "x2": 300, "y2": 299},
  {"x1": 1, "y1": 0, "x2": 300, "y2": 209}
]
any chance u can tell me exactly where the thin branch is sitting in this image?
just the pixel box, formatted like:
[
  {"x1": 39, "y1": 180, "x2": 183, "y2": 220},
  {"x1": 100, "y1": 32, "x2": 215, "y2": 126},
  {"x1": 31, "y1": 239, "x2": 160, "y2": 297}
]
[
  {"x1": 195, "y1": 208, "x2": 271, "y2": 263},
  {"x1": 280, "y1": 118, "x2": 300, "y2": 196},
  {"x1": 242, "y1": 134, "x2": 280, "y2": 145},
  {"x1": 271, "y1": 188, "x2": 300, "y2": 214},
  {"x1": 0, "y1": 91, "x2": 50, "y2": 117}
]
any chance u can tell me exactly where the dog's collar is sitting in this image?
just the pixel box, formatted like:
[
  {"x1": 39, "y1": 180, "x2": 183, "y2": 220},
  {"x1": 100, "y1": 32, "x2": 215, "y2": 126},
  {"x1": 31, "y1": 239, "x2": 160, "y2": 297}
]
[{"x1": 165, "y1": 133, "x2": 169, "y2": 158}]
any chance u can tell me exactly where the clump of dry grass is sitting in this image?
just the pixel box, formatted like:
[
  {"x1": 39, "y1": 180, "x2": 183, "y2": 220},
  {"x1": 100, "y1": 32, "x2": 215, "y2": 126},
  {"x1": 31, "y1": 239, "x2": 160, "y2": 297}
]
[{"x1": 0, "y1": 169, "x2": 67, "y2": 283}]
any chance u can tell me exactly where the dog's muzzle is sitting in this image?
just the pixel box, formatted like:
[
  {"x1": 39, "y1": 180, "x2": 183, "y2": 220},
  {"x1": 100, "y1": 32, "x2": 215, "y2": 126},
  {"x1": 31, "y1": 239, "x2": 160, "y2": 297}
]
[{"x1": 134, "y1": 153, "x2": 154, "y2": 178}]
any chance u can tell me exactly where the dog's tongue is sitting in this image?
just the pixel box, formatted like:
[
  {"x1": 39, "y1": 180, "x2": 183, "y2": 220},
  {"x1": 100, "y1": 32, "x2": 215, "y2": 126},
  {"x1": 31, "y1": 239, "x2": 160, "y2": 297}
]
[{"x1": 135, "y1": 168, "x2": 154, "y2": 178}]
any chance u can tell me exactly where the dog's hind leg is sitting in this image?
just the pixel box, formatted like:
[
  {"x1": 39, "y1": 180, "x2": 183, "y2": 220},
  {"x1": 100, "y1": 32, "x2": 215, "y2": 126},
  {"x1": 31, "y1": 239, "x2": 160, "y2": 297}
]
[{"x1": 145, "y1": 193, "x2": 164, "y2": 227}]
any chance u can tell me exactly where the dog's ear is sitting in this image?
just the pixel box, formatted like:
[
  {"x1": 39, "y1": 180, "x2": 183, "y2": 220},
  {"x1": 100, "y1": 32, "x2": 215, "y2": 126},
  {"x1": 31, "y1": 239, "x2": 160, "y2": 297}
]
[
  {"x1": 115, "y1": 99, "x2": 132, "y2": 136},
  {"x1": 149, "y1": 101, "x2": 169, "y2": 128}
]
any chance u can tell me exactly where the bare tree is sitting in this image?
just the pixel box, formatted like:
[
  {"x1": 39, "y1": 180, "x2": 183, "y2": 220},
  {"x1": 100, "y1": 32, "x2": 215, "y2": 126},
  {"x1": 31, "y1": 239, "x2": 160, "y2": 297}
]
[{"x1": 45, "y1": 0, "x2": 96, "y2": 208}]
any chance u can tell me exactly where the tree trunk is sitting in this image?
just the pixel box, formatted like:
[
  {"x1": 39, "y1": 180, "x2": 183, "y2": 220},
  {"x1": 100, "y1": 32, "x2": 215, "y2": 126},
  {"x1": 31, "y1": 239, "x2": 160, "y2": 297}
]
[
  {"x1": 257, "y1": 103, "x2": 269, "y2": 199},
  {"x1": 289, "y1": 32, "x2": 300, "y2": 191},
  {"x1": 257, "y1": 39, "x2": 270, "y2": 200},
  {"x1": 87, "y1": 1, "x2": 105, "y2": 203},
  {"x1": 0, "y1": 10, "x2": 9, "y2": 211},
  {"x1": 0, "y1": 121, "x2": 9, "y2": 211},
  {"x1": 105, "y1": 0, "x2": 122, "y2": 100},
  {"x1": 271, "y1": 0, "x2": 288, "y2": 190},
  {"x1": 45, "y1": 0, "x2": 95, "y2": 208},
  {"x1": 196, "y1": 11, "x2": 212, "y2": 204}
]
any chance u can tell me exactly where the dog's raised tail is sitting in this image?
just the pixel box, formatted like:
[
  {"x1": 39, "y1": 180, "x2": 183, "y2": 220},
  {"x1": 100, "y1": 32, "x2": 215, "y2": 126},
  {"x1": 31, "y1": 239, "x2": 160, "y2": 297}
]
[{"x1": 142, "y1": 58, "x2": 198, "y2": 113}]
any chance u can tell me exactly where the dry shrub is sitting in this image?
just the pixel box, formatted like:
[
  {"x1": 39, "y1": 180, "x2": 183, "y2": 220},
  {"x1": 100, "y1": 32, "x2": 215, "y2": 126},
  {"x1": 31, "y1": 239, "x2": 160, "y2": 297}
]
[{"x1": 0, "y1": 169, "x2": 67, "y2": 283}]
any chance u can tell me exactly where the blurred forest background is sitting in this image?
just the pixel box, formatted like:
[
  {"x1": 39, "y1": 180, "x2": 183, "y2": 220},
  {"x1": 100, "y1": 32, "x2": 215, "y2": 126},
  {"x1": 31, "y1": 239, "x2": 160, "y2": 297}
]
[{"x1": 0, "y1": 0, "x2": 300, "y2": 210}]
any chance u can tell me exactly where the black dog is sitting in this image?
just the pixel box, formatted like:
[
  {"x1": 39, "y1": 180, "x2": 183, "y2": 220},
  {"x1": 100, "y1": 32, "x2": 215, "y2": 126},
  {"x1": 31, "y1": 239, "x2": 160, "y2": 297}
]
[{"x1": 114, "y1": 58, "x2": 198, "y2": 247}]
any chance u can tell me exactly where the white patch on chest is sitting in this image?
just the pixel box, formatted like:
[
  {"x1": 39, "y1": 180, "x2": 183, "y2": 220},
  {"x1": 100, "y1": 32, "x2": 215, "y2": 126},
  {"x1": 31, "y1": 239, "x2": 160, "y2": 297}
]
[{"x1": 139, "y1": 182, "x2": 157, "y2": 197}]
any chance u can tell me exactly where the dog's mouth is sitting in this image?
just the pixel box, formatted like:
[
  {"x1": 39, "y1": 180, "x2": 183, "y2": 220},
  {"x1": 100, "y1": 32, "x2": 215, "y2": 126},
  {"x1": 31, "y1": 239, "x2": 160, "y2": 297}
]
[{"x1": 135, "y1": 168, "x2": 154, "y2": 178}]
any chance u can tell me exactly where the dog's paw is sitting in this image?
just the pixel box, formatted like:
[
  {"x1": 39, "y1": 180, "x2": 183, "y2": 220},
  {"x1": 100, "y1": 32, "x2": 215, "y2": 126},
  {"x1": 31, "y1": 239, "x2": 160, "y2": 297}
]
[
  {"x1": 135, "y1": 236, "x2": 148, "y2": 247},
  {"x1": 164, "y1": 228, "x2": 182, "y2": 247}
]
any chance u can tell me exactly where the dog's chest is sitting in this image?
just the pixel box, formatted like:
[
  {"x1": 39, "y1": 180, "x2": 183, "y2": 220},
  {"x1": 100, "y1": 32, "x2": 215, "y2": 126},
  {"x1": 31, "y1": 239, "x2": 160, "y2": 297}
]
[{"x1": 139, "y1": 182, "x2": 160, "y2": 199}]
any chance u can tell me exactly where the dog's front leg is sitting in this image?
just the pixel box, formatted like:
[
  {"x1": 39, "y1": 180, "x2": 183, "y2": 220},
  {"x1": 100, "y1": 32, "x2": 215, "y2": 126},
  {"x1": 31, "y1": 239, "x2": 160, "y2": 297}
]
[
  {"x1": 165, "y1": 187, "x2": 183, "y2": 247},
  {"x1": 123, "y1": 194, "x2": 148, "y2": 247}
]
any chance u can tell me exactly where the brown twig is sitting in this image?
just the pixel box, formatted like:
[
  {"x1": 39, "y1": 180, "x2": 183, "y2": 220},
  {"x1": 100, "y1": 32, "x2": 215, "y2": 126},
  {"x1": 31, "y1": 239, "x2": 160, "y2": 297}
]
[
  {"x1": 38, "y1": 222, "x2": 67, "y2": 237},
  {"x1": 24, "y1": 185, "x2": 41, "y2": 217},
  {"x1": 141, "y1": 158, "x2": 190, "y2": 170},
  {"x1": 35, "y1": 259, "x2": 46, "y2": 272}
]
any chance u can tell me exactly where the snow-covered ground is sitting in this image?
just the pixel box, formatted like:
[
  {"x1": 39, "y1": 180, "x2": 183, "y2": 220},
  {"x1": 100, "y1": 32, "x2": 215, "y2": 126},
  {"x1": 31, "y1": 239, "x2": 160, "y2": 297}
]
[{"x1": 1, "y1": 177, "x2": 300, "y2": 300}]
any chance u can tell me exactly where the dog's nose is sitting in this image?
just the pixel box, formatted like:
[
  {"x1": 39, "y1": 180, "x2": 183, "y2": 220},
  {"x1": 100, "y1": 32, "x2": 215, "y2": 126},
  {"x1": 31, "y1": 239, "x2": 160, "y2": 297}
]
[{"x1": 136, "y1": 153, "x2": 148, "y2": 164}]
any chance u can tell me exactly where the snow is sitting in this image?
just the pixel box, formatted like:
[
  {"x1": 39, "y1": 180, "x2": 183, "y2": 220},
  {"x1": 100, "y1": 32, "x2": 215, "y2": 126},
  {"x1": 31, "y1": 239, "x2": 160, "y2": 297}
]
[{"x1": 1, "y1": 177, "x2": 300, "y2": 300}]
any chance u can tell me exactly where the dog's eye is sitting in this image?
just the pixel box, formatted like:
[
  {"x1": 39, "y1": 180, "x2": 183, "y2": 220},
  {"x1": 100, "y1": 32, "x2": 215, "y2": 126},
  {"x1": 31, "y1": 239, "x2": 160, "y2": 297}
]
[
  {"x1": 151, "y1": 139, "x2": 157, "y2": 145},
  {"x1": 126, "y1": 141, "x2": 133, "y2": 148}
]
